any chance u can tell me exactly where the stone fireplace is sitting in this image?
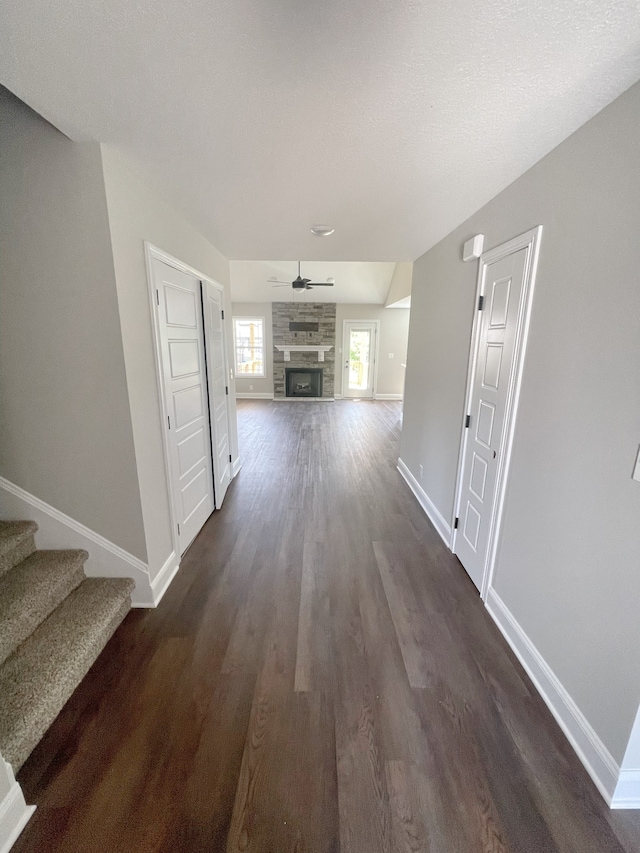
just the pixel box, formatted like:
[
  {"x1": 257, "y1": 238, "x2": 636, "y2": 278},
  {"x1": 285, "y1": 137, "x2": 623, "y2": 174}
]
[{"x1": 272, "y1": 302, "x2": 336, "y2": 400}]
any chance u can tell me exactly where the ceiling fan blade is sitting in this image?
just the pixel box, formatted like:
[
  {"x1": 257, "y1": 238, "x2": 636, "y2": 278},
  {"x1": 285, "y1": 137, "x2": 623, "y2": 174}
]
[
  {"x1": 268, "y1": 277, "x2": 291, "y2": 283},
  {"x1": 306, "y1": 286, "x2": 314, "y2": 290},
  {"x1": 271, "y1": 283, "x2": 291, "y2": 287},
  {"x1": 306, "y1": 282, "x2": 334, "y2": 286}
]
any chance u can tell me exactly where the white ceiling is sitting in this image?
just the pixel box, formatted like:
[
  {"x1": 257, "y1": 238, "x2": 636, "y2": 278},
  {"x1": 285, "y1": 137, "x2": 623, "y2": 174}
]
[
  {"x1": 1, "y1": 0, "x2": 639, "y2": 262},
  {"x1": 230, "y1": 261, "x2": 396, "y2": 304}
]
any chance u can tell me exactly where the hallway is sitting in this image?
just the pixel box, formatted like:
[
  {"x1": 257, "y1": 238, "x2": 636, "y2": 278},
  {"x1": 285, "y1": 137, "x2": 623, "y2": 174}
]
[{"x1": 13, "y1": 400, "x2": 640, "y2": 851}]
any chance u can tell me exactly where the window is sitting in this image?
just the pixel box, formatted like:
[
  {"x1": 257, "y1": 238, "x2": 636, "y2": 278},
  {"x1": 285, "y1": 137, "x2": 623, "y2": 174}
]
[{"x1": 233, "y1": 317, "x2": 265, "y2": 377}]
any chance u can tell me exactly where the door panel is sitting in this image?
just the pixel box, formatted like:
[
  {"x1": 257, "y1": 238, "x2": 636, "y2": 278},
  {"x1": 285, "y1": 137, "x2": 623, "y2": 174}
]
[
  {"x1": 153, "y1": 258, "x2": 215, "y2": 555},
  {"x1": 203, "y1": 281, "x2": 232, "y2": 508},
  {"x1": 173, "y1": 385, "x2": 203, "y2": 429},
  {"x1": 454, "y1": 247, "x2": 528, "y2": 590},
  {"x1": 177, "y1": 428, "x2": 207, "y2": 478},
  {"x1": 169, "y1": 340, "x2": 200, "y2": 377}
]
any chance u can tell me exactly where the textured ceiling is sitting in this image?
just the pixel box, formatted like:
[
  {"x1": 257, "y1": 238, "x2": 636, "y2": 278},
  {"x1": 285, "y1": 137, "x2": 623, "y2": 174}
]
[
  {"x1": 230, "y1": 261, "x2": 396, "y2": 304},
  {"x1": 1, "y1": 0, "x2": 639, "y2": 261}
]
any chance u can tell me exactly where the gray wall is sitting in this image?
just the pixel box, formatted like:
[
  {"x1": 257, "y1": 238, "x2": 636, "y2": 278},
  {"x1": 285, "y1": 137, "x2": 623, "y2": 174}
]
[
  {"x1": 401, "y1": 80, "x2": 640, "y2": 764},
  {"x1": 101, "y1": 145, "x2": 237, "y2": 580},
  {"x1": 0, "y1": 88, "x2": 146, "y2": 559},
  {"x1": 232, "y1": 302, "x2": 274, "y2": 396},
  {"x1": 335, "y1": 304, "x2": 410, "y2": 397}
]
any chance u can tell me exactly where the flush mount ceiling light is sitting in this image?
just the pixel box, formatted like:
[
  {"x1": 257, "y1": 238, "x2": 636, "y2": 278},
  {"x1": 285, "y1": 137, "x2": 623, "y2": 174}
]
[{"x1": 310, "y1": 225, "x2": 335, "y2": 237}]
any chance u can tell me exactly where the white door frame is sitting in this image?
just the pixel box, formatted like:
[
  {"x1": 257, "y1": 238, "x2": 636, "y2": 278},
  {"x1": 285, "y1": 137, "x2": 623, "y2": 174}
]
[
  {"x1": 144, "y1": 242, "x2": 228, "y2": 562},
  {"x1": 342, "y1": 319, "x2": 380, "y2": 398},
  {"x1": 451, "y1": 226, "x2": 543, "y2": 601}
]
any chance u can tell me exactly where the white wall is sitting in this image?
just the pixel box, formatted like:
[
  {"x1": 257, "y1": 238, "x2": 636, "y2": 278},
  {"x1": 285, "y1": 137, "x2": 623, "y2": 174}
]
[
  {"x1": 101, "y1": 146, "x2": 238, "y2": 580},
  {"x1": 0, "y1": 87, "x2": 146, "y2": 560},
  {"x1": 385, "y1": 262, "x2": 413, "y2": 307},
  {"x1": 401, "y1": 80, "x2": 640, "y2": 770},
  {"x1": 335, "y1": 305, "x2": 410, "y2": 398},
  {"x1": 232, "y1": 303, "x2": 274, "y2": 396}
]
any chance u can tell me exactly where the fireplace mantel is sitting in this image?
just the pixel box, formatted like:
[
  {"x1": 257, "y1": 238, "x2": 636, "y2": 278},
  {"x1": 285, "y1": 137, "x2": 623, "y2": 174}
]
[{"x1": 275, "y1": 345, "x2": 333, "y2": 362}]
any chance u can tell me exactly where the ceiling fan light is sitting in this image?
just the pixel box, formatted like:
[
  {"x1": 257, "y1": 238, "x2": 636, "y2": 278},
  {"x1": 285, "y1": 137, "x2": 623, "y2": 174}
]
[{"x1": 310, "y1": 225, "x2": 335, "y2": 237}]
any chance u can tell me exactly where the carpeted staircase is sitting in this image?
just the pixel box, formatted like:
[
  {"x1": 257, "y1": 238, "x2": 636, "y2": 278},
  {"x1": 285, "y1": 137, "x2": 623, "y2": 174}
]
[{"x1": 0, "y1": 520, "x2": 134, "y2": 771}]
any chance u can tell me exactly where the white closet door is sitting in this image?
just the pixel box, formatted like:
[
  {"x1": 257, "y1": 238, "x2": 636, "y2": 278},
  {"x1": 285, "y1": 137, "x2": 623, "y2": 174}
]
[
  {"x1": 454, "y1": 247, "x2": 528, "y2": 590},
  {"x1": 203, "y1": 280, "x2": 231, "y2": 508},
  {"x1": 153, "y1": 258, "x2": 214, "y2": 554}
]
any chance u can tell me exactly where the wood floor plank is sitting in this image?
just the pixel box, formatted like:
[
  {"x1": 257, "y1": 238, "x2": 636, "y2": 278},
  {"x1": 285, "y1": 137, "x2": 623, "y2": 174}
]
[
  {"x1": 10, "y1": 399, "x2": 640, "y2": 853},
  {"x1": 295, "y1": 539, "x2": 332, "y2": 693}
]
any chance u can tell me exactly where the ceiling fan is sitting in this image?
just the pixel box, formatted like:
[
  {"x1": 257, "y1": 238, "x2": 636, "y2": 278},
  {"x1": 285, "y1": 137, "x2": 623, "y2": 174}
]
[{"x1": 269, "y1": 262, "x2": 335, "y2": 291}]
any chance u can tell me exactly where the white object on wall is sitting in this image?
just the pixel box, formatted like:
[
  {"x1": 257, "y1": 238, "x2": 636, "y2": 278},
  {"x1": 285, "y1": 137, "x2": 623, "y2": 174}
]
[
  {"x1": 0, "y1": 756, "x2": 35, "y2": 853},
  {"x1": 632, "y1": 445, "x2": 640, "y2": 482},
  {"x1": 462, "y1": 234, "x2": 485, "y2": 261},
  {"x1": 274, "y1": 345, "x2": 332, "y2": 362}
]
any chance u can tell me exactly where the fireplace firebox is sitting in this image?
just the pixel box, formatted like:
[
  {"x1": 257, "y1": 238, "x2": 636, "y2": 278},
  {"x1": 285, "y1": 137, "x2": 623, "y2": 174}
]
[{"x1": 285, "y1": 368, "x2": 323, "y2": 398}]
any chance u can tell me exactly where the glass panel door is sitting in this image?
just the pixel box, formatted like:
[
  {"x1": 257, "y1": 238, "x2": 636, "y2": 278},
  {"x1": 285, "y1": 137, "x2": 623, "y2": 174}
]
[
  {"x1": 343, "y1": 321, "x2": 377, "y2": 398},
  {"x1": 348, "y1": 329, "x2": 372, "y2": 391}
]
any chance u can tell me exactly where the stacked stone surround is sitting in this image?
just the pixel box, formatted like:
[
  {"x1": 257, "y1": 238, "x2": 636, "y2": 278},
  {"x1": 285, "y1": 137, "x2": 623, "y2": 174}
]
[{"x1": 272, "y1": 302, "x2": 336, "y2": 399}]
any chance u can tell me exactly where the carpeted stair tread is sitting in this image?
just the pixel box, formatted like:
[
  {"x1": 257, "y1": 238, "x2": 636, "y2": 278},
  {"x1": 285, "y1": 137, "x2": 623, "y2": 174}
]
[
  {"x1": 0, "y1": 576, "x2": 135, "y2": 770},
  {"x1": 0, "y1": 549, "x2": 88, "y2": 667},
  {"x1": 0, "y1": 520, "x2": 38, "y2": 578}
]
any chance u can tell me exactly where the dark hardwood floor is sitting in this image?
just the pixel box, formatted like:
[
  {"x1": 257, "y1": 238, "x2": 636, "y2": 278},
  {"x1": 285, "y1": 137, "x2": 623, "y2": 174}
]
[{"x1": 13, "y1": 400, "x2": 640, "y2": 852}]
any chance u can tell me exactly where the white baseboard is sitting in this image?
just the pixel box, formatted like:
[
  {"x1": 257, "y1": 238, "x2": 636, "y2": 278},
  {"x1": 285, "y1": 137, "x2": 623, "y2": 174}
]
[
  {"x1": 396, "y1": 458, "x2": 452, "y2": 547},
  {"x1": 235, "y1": 392, "x2": 274, "y2": 399},
  {"x1": 612, "y1": 705, "x2": 640, "y2": 808},
  {"x1": 232, "y1": 457, "x2": 242, "y2": 478},
  {"x1": 0, "y1": 476, "x2": 156, "y2": 608},
  {"x1": 485, "y1": 586, "x2": 631, "y2": 807},
  {"x1": 335, "y1": 393, "x2": 343, "y2": 399},
  {"x1": 374, "y1": 393, "x2": 403, "y2": 400},
  {"x1": 0, "y1": 762, "x2": 35, "y2": 853},
  {"x1": 612, "y1": 770, "x2": 640, "y2": 809},
  {"x1": 147, "y1": 551, "x2": 180, "y2": 608}
]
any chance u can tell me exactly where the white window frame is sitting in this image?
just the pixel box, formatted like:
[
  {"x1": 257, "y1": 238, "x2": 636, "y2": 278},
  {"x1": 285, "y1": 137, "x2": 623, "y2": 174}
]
[{"x1": 233, "y1": 316, "x2": 266, "y2": 378}]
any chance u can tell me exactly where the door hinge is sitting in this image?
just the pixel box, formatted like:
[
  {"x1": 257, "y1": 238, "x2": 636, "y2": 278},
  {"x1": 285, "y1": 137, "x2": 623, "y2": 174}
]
[
  {"x1": 225, "y1": 386, "x2": 229, "y2": 395},
  {"x1": 167, "y1": 415, "x2": 171, "y2": 430},
  {"x1": 465, "y1": 414, "x2": 471, "y2": 428},
  {"x1": 156, "y1": 289, "x2": 160, "y2": 306},
  {"x1": 221, "y1": 309, "x2": 225, "y2": 319},
  {"x1": 478, "y1": 295, "x2": 484, "y2": 311},
  {"x1": 229, "y1": 454, "x2": 232, "y2": 463},
  {"x1": 454, "y1": 517, "x2": 459, "y2": 529}
]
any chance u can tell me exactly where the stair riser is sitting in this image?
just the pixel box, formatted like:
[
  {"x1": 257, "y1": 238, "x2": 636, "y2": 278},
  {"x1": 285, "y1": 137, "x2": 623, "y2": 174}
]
[
  {"x1": 0, "y1": 578, "x2": 133, "y2": 770},
  {"x1": 6, "y1": 597, "x2": 130, "y2": 770},
  {"x1": 0, "y1": 566, "x2": 85, "y2": 667},
  {"x1": 0, "y1": 534, "x2": 36, "y2": 579}
]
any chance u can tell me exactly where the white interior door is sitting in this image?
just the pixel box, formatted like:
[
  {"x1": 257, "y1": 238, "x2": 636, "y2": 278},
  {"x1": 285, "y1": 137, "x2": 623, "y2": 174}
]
[
  {"x1": 343, "y1": 321, "x2": 378, "y2": 399},
  {"x1": 203, "y1": 280, "x2": 231, "y2": 508},
  {"x1": 152, "y1": 257, "x2": 215, "y2": 554},
  {"x1": 454, "y1": 242, "x2": 533, "y2": 591}
]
